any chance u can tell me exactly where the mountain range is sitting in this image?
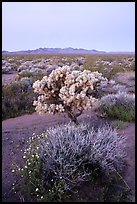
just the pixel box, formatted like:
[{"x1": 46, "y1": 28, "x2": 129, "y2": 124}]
[{"x1": 2, "y1": 47, "x2": 135, "y2": 55}]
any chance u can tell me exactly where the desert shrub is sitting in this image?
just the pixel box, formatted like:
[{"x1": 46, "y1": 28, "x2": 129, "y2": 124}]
[
  {"x1": 2, "y1": 66, "x2": 12, "y2": 74},
  {"x1": 14, "y1": 69, "x2": 44, "y2": 82},
  {"x1": 2, "y1": 69, "x2": 45, "y2": 120},
  {"x1": 2, "y1": 81, "x2": 36, "y2": 120},
  {"x1": 98, "y1": 82, "x2": 129, "y2": 97},
  {"x1": 15, "y1": 70, "x2": 34, "y2": 79},
  {"x1": 105, "y1": 65, "x2": 126, "y2": 80},
  {"x1": 130, "y1": 61, "x2": 135, "y2": 71},
  {"x1": 97, "y1": 92, "x2": 135, "y2": 121},
  {"x1": 18, "y1": 123, "x2": 126, "y2": 202},
  {"x1": 110, "y1": 84, "x2": 128, "y2": 93},
  {"x1": 33, "y1": 66, "x2": 108, "y2": 124}
]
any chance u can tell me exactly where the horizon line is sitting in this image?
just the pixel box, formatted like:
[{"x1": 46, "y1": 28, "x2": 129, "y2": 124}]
[{"x1": 2, "y1": 46, "x2": 135, "y2": 53}]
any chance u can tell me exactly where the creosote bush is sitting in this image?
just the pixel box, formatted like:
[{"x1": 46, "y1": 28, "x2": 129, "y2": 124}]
[
  {"x1": 18, "y1": 123, "x2": 126, "y2": 201},
  {"x1": 2, "y1": 70, "x2": 44, "y2": 120},
  {"x1": 97, "y1": 92, "x2": 135, "y2": 121},
  {"x1": 33, "y1": 66, "x2": 108, "y2": 124},
  {"x1": 15, "y1": 69, "x2": 44, "y2": 82},
  {"x1": 2, "y1": 81, "x2": 36, "y2": 120}
]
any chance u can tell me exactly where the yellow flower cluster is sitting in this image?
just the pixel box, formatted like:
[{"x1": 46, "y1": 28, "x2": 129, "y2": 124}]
[{"x1": 33, "y1": 66, "x2": 107, "y2": 114}]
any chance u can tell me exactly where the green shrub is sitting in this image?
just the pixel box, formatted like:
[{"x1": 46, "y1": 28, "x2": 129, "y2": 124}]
[
  {"x1": 130, "y1": 61, "x2": 135, "y2": 71},
  {"x1": 105, "y1": 105, "x2": 134, "y2": 121},
  {"x1": 16, "y1": 71, "x2": 34, "y2": 79},
  {"x1": 2, "y1": 81, "x2": 36, "y2": 120},
  {"x1": 97, "y1": 92, "x2": 135, "y2": 121},
  {"x1": 2, "y1": 70, "x2": 44, "y2": 120},
  {"x1": 105, "y1": 65, "x2": 126, "y2": 80},
  {"x1": 15, "y1": 70, "x2": 44, "y2": 82}
]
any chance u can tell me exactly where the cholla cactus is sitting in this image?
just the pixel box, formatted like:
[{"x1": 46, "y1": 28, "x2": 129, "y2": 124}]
[{"x1": 33, "y1": 66, "x2": 108, "y2": 124}]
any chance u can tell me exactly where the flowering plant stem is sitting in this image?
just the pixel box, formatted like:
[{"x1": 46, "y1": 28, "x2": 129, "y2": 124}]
[{"x1": 66, "y1": 110, "x2": 79, "y2": 125}]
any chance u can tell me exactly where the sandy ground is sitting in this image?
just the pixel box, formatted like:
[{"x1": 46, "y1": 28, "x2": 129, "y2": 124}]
[{"x1": 2, "y1": 110, "x2": 135, "y2": 202}]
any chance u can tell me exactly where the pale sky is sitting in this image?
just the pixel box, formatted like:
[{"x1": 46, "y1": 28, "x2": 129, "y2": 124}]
[{"x1": 2, "y1": 2, "x2": 135, "y2": 52}]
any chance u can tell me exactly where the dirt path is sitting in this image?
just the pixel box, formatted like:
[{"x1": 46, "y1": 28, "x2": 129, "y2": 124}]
[{"x1": 2, "y1": 111, "x2": 135, "y2": 202}]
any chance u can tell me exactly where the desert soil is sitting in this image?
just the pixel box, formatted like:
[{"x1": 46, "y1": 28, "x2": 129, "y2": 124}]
[{"x1": 2, "y1": 110, "x2": 135, "y2": 202}]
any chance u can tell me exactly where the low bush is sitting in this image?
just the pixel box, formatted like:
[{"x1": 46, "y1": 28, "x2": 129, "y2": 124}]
[
  {"x1": 104, "y1": 65, "x2": 126, "y2": 80},
  {"x1": 2, "y1": 70, "x2": 44, "y2": 120},
  {"x1": 17, "y1": 123, "x2": 126, "y2": 202},
  {"x1": 16, "y1": 70, "x2": 34, "y2": 79},
  {"x1": 2, "y1": 81, "x2": 37, "y2": 120},
  {"x1": 130, "y1": 61, "x2": 135, "y2": 71},
  {"x1": 97, "y1": 92, "x2": 135, "y2": 121},
  {"x1": 15, "y1": 69, "x2": 44, "y2": 82}
]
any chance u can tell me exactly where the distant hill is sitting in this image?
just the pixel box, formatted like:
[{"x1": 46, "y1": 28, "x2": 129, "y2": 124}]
[
  {"x1": 2, "y1": 47, "x2": 135, "y2": 55},
  {"x1": 2, "y1": 51, "x2": 11, "y2": 54},
  {"x1": 2, "y1": 47, "x2": 106, "y2": 55}
]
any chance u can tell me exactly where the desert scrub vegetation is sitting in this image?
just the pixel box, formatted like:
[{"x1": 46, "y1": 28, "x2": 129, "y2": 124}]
[
  {"x1": 96, "y1": 92, "x2": 135, "y2": 122},
  {"x1": 82, "y1": 54, "x2": 135, "y2": 79},
  {"x1": 13, "y1": 123, "x2": 126, "y2": 202},
  {"x1": 2, "y1": 81, "x2": 36, "y2": 120},
  {"x1": 2, "y1": 69, "x2": 45, "y2": 120},
  {"x1": 130, "y1": 61, "x2": 135, "y2": 71},
  {"x1": 87, "y1": 61, "x2": 126, "y2": 80},
  {"x1": 2, "y1": 54, "x2": 135, "y2": 120},
  {"x1": 2, "y1": 53, "x2": 85, "y2": 62},
  {"x1": 14, "y1": 69, "x2": 44, "y2": 81}
]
